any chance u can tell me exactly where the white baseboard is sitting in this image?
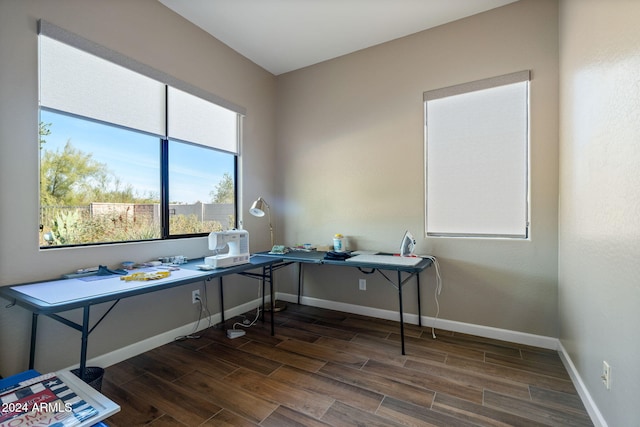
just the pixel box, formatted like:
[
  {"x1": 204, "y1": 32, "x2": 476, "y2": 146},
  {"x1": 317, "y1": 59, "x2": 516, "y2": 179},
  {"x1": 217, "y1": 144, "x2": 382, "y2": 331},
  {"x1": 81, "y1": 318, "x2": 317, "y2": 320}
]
[
  {"x1": 65, "y1": 297, "x2": 264, "y2": 371},
  {"x1": 425, "y1": 315, "x2": 559, "y2": 350},
  {"x1": 282, "y1": 293, "x2": 558, "y2": 349},
  {"x1": 557, "y1": 341, "x2": 608, "y2": 427},
  {"x1": 70, "y1": 292, "x2": 603, "y2": 427}
]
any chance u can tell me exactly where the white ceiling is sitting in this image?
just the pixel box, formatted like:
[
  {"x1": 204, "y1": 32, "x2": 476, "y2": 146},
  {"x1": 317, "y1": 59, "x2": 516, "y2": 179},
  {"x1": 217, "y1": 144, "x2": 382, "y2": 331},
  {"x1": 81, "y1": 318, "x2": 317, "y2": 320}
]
[{"x1": 158, "y1": 0, "x2": 518, "y2": 76}]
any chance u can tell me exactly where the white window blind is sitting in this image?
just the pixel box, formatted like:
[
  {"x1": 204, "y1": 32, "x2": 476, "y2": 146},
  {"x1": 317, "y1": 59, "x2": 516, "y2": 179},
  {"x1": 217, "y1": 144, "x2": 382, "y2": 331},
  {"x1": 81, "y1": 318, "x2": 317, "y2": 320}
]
[
  {"x1": 39, "y1": 35, "x2": 166, "y2": 136},
  {"x1": 424, "y1": 71, "x2": 530, "y2": 238},
  {"x1": 168, "y1": 87, "x2": 239, "y2": 154},
  {"x1": 38, "y1": 19, "x2": 246, "y2": 136}
]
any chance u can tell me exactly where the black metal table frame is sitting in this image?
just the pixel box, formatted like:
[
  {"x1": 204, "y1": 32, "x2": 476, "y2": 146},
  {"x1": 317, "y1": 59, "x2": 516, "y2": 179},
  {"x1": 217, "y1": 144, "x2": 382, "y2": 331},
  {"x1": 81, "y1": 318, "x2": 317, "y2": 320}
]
[
  {"x1": 261, "y1": 251, "x2": 433, "y2": 355},
  {"x1": 0, "y1": 256, "x2": 281, "y2": 380}
]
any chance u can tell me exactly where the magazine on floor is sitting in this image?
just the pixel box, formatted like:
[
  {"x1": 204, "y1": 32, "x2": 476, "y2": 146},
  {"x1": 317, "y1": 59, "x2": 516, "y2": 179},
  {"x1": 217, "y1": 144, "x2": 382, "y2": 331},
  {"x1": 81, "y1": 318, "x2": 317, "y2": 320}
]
[{"x1": 0, "y1": 372, "x2": 97, "y2": 427}]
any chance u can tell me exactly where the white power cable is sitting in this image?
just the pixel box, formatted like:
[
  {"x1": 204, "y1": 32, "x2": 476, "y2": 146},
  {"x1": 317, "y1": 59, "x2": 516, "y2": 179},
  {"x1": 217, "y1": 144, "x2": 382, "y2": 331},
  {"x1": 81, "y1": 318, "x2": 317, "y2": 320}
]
[
  {"x1": 175, "y1": 282, "x2": 212, "y2": 341},
  {"x1": 421, "y1": 255, "x2": 442, "y2": 339},
  {"x1": 231, "y1": 280, "x2": 262, "y2": 331},
  {"x1": 175, "y1": 297, "x2": 204, "y2": 341}
]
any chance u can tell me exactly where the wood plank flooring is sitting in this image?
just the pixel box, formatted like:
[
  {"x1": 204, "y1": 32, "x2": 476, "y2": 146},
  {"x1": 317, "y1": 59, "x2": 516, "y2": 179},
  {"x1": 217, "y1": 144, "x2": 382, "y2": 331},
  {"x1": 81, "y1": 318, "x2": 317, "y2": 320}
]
[{"x1": 101, "y1": 304, "x2": 593, "y2": 426}]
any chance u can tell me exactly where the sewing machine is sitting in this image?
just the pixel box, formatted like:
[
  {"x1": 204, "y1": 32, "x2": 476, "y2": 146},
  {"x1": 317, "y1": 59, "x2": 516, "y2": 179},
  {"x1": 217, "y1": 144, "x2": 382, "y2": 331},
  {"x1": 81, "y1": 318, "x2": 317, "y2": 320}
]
[{"x1": 204, "y1": 229, "x2": 250, "y2": 268}]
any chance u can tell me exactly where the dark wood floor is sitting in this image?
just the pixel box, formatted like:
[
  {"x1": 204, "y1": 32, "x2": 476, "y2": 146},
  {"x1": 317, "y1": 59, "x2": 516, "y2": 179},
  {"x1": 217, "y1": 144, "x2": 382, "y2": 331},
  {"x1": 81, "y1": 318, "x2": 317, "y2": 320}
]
[{"x1": 101, "y1": 303, "x2": 593, "y2": 426}]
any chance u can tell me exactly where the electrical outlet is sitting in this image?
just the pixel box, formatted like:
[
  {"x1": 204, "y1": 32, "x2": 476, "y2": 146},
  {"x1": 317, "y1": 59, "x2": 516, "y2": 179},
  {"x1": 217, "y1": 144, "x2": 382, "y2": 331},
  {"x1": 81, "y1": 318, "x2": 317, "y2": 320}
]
[
  {"x1": 192, "y1": 289, "x2": 201, "y2": 304},
  {"x1": 602, "y1": 361, "x2": 611, "y2": 390},
  {"x1": 359, "y1": 279, "x2": 366, "y2": 291}
]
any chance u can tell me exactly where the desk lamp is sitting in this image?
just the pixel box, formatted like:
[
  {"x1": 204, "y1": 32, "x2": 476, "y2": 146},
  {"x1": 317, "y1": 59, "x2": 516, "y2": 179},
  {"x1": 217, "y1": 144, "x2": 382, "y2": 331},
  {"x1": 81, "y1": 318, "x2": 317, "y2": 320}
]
[
  {"x1": 249, "y1": 197, "x2": 273, "y2": 248},
  {"x1": 250, "y1": 197, "x2": 286, "y2": 312}
]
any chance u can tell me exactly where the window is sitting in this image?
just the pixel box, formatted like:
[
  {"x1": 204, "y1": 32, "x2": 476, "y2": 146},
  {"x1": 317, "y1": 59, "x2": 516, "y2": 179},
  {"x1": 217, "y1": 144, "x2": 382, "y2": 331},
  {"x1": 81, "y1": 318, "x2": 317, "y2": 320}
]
[
  {"x1": 167, "y1": 140, "x2": 237, "y2": 236},
  {"x1": 39, "y1": 110, "x2": 163, "y2": 245},
  {"x1": 38, "y1": 20, "x2": 244, "y2": 247},
  {"x1": 424, "y1": 71, "x2": 530, "y2": 238}
]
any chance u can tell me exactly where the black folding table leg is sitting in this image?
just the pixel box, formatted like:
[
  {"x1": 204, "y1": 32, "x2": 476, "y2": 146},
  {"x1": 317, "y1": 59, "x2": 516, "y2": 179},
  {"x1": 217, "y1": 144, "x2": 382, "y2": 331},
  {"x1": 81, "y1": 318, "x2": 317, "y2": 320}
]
[
  {"x1": 417, "y1": 273, "x2": 422, "y2": 327},
  {"x1": 261, "y1": 278, "x2": 266, "y2": 323},
  {"x1": 297, "y1": 263, "x2": 304, "y2": 304},
  {"x1": 398, "y1": 270, "x2": 406, "y2": 355},
  {"x1": 79, "y1": 306, "x2": 90, "y2": 380},
  {"x1": 29, "y1": 313, "x2": 39, "y2": 369},
  {"x1": 218, "y1": 277, "x2": 225, "y2": 325},
  {"x1": 267, "y1": 265, "x2": 275, "y2": 335}
]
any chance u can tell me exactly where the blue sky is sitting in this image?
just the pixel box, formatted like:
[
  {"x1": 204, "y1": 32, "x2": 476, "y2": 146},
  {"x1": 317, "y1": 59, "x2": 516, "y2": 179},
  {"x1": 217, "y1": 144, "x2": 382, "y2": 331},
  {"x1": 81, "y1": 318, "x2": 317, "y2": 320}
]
[{"x1": 40, "y1": 110, "x2": 233, "y2": 204}]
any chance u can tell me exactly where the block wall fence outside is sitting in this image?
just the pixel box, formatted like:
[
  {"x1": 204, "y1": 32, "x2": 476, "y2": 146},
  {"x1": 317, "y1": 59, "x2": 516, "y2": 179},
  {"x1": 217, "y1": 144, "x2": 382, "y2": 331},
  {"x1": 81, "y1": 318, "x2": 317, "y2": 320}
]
[{"x1": 42, "y1": 202, "x2": 234, "y2": 225}]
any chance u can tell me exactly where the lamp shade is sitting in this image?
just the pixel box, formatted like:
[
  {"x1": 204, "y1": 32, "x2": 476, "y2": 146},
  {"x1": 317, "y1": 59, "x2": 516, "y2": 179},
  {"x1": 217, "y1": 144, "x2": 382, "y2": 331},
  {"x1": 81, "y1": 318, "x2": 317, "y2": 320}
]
[{"x1": 249, "y1": 197, "x2": 267, "y2": 217}]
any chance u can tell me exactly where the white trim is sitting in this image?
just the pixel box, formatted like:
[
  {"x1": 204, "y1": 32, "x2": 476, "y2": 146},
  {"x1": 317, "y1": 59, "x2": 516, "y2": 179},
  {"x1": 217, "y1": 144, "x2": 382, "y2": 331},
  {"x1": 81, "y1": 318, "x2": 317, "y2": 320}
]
[{"x1": 558, "y1": 341, "x2": 608, "y2": 427}]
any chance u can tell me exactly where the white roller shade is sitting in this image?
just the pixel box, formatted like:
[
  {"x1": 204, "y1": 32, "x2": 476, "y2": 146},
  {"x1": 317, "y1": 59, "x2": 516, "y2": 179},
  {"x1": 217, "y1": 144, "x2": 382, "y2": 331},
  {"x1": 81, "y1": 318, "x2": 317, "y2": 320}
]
[
  {"x1": 38, "y1": 19, "x2": 245, "y2": 139},
  {"x1": 425, "y1": 71, "x2": 530, "y2": 238},
  {"x1": 39, "y1": 35, "x2": 166, "y2": 136},
  {"x1": 168, "y1": 87, "x2": 239, "y2": 154}
]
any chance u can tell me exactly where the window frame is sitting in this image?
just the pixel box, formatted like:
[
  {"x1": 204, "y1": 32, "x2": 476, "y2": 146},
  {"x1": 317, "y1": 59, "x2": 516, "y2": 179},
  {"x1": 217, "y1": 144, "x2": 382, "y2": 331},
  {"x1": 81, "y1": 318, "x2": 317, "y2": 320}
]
[
  {"x1": 38, "y1": 20, "x2": 245, "y2": 248},
  {"x1": 423, "y1": 70, "x2": 531, "y2": 239}
]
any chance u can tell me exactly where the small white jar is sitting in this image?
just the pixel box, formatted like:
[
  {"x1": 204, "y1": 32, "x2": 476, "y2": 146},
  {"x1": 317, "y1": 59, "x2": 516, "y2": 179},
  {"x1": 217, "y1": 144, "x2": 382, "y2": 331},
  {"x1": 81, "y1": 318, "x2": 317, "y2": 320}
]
[{"x1": 333, "y1": 234, "x2": 346, "y2": 252}]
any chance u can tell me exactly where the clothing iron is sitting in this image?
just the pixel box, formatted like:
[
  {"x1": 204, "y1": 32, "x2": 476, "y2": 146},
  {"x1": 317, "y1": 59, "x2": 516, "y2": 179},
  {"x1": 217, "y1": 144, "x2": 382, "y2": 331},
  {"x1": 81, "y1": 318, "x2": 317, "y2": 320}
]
[
  {"x1": 204, "y1": 229, "x2": 250, "y2": 268},
  {"x1": 400, "y1": 230, "x2": 416, "y2": 257}
]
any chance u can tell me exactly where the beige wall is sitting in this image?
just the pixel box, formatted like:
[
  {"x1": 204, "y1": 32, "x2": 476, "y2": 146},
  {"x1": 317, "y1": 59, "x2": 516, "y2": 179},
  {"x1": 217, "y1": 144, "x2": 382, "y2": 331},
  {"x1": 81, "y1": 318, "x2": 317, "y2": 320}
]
[
  {"x1": 0, "y1": 0, "x2": 277, "y2": 374},
  {"x1": 3, "y1": 2, "x2": 637, "y2": 424},
  {"x1": 559, "y1": 1, "x2": 640, "y2": 425},
  {"x1": 276, "y1": 0, "x2": 560, "y2": 337}
]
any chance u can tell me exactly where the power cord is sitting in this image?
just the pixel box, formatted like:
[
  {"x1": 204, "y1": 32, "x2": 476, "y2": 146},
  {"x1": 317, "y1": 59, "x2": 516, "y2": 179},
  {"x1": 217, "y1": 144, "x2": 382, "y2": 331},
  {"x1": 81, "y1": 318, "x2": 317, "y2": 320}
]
[
  {"x1": 231, "y1": 305, "x2": 261, "y2": 331},
  {"x1": 421, "y1": 255, "x2": 442, "y2": 339},
  {"x1": 175, "y1": 285, "x2": 212, "y2": 341},
  {"x1": 230, "y1": 280, "x2": 262, "y2": 332},
  {"x1": 201, "y1": 284, "x2": 213, "y2": 326}
]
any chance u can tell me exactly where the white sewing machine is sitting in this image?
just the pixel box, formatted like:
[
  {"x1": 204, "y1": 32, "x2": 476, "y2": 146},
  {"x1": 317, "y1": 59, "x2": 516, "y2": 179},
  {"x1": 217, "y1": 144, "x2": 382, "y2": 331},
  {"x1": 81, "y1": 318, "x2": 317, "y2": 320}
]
[{"x1": 204, "y1": 230, "x2": 250, "y2": 268}]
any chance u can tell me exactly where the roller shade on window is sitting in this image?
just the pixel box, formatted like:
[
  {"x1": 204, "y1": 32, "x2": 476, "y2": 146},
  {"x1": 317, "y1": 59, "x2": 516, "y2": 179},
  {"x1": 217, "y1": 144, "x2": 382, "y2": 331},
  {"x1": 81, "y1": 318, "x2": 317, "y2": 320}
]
[
  {"x1": 424, "y1": 71, "x2": 530, "y2": 238},
  {"x1": 168, "y1": 87, "x2": 239, "y2": 154},
  {"x1": 39, "y1": 35, "x2": 166, "y2": 136},
  {"x1": 38, "y1": 19, "x2": 246, "y2": 142}
]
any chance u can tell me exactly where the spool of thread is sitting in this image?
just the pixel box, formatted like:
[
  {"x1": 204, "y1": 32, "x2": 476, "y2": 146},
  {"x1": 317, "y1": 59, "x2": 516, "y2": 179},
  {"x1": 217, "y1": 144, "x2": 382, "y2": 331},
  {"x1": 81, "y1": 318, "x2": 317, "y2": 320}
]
[{"x1": 333, "y1": 234, "x2": 346, "y2": 252}]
